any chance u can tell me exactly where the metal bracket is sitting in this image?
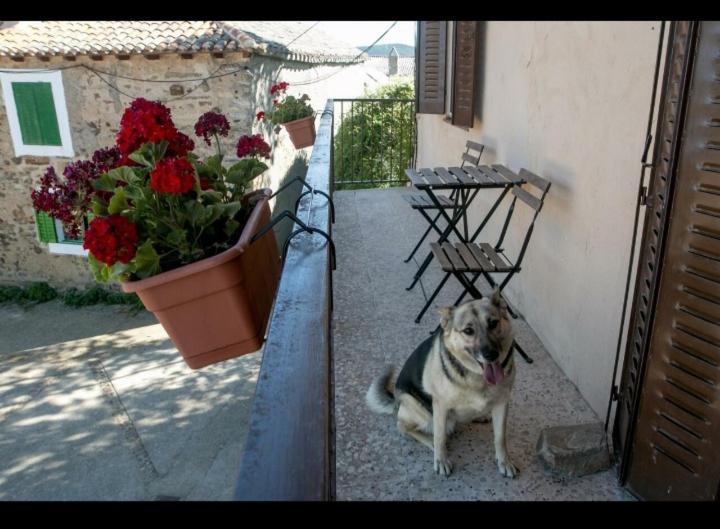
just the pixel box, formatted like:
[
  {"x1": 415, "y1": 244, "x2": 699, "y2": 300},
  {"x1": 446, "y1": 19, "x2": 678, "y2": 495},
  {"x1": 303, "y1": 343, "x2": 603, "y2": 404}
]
[
  {"x1": 270, "y1": 176, "x2": 335, "y2": 223},
  {"x1": 251, "y1": 209, "x2": 336, "y2": 271}
]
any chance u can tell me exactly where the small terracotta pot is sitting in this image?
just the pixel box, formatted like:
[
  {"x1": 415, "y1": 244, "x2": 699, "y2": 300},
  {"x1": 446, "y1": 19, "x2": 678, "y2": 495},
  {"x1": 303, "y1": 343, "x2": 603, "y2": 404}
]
[
  {"x1": 121, "y1": 189, "x2": 281, "y2": 369},
  {"x1": 282, "y1": 115, "x2": 316, "y2": 149}
]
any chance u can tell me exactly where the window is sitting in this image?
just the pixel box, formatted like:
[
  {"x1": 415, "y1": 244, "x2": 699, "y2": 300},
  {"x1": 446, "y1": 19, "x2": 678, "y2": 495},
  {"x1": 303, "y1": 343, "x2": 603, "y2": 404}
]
[
  {"x1": 35, "y1": 210, "x2": 88, "y2": 256},
  {"x1": 0, "y1": 70, "x2": 74, "y2": 157}
]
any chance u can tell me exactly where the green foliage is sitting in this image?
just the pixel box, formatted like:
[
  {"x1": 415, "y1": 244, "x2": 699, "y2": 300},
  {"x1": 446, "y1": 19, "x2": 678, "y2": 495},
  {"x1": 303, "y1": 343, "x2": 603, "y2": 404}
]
[
  {"x1": 0, "y1": 282, "x2": 58, "y2": 304},
  {"x1": 0, "y1": 281, "x2": 144, "y2": 312},
  {"x1": 363, "y1": 79, "x2": 415, "y2": 100},
  {"x1": 61, "y1": 286, "x2": 144, "y2": 312},
  {"x1": 88, "y1": 140, "x2": 267, "y2": 283},
  {"x1": 334, "y1": 80, "x2": 416, "y2": 189},
  {"x1": 267, "y1": 95, "x2": 314, "y2": 125}
]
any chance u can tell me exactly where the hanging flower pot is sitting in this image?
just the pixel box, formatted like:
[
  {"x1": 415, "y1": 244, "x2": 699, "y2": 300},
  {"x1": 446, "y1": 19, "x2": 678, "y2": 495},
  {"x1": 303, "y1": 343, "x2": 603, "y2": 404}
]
[
  {"x1": 121, "y1": 189, "x2": 280, "y2": 369},
  {"x1": 30, "y1": 101, "x2": 282, "y2": 369},
  {"x1": 282, "y1": 115, "x2": 316, "y2": 149},
  {"x1": 258, "y1": 82, "x2": 316, "y2": 150}
]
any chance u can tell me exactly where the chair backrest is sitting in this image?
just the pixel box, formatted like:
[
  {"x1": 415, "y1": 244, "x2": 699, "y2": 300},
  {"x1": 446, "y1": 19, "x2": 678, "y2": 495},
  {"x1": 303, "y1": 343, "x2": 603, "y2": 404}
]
[
  {"x1": 495, "y1": 168, "x2": 551, "y2": 268},
  {"x1": 460, "y1": 140, "x2": 485, "y2": 168}
]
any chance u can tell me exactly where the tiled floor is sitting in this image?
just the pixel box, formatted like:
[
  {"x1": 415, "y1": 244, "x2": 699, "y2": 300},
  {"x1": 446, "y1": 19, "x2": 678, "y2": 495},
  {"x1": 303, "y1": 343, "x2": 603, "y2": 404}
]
[{"x1": 332, "y1": 187, "x2": 633, "y2": 501}]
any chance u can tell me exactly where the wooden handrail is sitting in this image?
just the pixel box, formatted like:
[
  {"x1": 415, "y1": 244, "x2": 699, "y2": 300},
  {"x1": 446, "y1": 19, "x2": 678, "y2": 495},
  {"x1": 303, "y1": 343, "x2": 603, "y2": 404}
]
[{"x1": 234, "y1": 100, "x2": 335, "y2": 501}]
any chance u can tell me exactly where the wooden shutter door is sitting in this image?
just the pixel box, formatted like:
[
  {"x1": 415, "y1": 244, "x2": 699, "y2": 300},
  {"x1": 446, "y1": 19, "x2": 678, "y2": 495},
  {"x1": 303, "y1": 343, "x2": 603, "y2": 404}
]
[
  {"x1": 451, "y1": 21, "x2": 479, "y2": 128},
  {"x1": 616, "y1": 21, "x2": 720, "y2": 501},
  {"x1": 416, "y1": 21, "x2": 446, "y2": 114}
]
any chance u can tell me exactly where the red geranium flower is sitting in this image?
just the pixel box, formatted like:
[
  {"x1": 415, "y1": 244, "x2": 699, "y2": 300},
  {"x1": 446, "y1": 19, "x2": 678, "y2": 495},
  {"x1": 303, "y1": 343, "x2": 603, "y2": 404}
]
[
  {"x1": 194, "y1": 111, "x2": 231, "y2": 147},
  {"x1": 83, "y1": 214, "x2": 138, "y2": 266},
  {"x1": 166, "y1": 131, "x2": 195, "y2": 158},
  {"x1": 116, "y1": 98, "x2": 177, "y2": 155},
  {"x1": 256, "y1": 111, "x2": 265, "y2": 121},
  {"x1": 92, "y1": 146, "x2": 123, "y2": 172},
  {"x1": 236, "y1": 134, "x2": 271, "y2": 159},
  {"x1": 270, "y1": 81, "x2": 289, "y2": 95},
  {"x1": 150, "y1": 157, "x2": 196, "y2": 194}
]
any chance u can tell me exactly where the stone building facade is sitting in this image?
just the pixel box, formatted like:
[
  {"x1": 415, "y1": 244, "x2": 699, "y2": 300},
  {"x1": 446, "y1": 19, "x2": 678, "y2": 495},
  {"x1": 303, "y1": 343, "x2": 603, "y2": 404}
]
[{"x1": 0, "y1": 21, "x2": 380, "y2": 288}]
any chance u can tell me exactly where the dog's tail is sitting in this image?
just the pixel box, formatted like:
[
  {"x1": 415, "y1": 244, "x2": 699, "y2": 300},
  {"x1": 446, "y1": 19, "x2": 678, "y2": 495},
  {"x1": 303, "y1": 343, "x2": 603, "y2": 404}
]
[{"x1": 366, "y1": 365, "x2": 396, "y2": 415}]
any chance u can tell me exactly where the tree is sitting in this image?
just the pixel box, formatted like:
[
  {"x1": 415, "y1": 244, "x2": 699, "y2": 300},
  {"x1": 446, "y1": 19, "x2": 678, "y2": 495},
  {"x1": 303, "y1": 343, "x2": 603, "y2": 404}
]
[{"x1": 334, "y1": 79, "x2": 415, "y2": 189}]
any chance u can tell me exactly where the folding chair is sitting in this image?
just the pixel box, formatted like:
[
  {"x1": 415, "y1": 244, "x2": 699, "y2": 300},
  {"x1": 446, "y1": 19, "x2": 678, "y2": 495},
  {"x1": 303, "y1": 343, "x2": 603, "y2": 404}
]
[
  {"x1": 402, "y1": 140, "x2": 485, "y2": 263},
  {"x1": 415, "y1": 168, "x2": 551, "y2": 324}
]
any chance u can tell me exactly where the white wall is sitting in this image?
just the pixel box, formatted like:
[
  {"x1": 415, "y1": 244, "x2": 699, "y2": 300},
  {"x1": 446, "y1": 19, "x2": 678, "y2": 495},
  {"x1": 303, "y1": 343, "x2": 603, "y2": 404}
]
[{"x1": 416, "y1": 21, "x2": 661, "y2": 417}]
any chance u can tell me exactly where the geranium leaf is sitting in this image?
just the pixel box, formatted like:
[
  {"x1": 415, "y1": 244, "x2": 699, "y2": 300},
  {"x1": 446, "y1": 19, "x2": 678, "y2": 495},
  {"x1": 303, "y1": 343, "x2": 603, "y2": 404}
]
[
  {"x1": 224, "y1": 219, "x2": 240, "y2": 237},
  {"x1": 107, "y1": 166, "x2": 138, "y2": 184},
  {"x1": 107, "y1": 187, "x2": 129, "y2": 215},
  {"x1": 93, "y1": 172, "x2": 117, "y2": 192},
  {"x1": 131, "y1": 240, "x2": 161, "y2": 279},
  {"x1": 91, "y1": 196, "x2": 108, "y2": 216},
  {"x1": 226, "y1": 159, "x2": 267, "y2": 185},
  {"x1": 129, "y1": 152, "x2": 152, "y2": 167},
  {"x1": 205, "y1": 154, "x2": 223, "y2": 176},
  {"x1": 88, "y1": 254, "x2": 109, "y2": 282}
]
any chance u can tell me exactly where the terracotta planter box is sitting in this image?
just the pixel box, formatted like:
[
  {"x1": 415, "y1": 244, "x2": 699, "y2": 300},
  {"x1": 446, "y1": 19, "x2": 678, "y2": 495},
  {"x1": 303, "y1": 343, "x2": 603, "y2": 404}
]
[
  {"x1": 121, "y1": 189, "x2": 281, "y2": 369},
  {"x1": 283, "y1": 115, "x2": 316, "y2": 149}
]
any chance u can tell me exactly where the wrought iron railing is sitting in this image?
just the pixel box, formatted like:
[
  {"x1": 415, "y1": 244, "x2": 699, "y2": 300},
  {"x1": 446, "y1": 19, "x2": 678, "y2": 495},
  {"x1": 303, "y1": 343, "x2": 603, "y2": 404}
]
[{"x1": 333, "y1": 98, "x2": 415, "y2": 189}]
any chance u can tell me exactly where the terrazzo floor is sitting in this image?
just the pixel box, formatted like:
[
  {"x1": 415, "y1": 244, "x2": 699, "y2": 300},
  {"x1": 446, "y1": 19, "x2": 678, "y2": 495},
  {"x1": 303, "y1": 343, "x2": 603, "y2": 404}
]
[{"x1": 332, "y1": 187, "x2": 633, "y2": 501}]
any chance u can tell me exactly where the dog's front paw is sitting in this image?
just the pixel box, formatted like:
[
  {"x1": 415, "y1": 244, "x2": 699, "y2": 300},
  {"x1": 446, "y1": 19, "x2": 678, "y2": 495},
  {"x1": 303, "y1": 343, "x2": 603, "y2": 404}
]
[
  {"x1": 496, "y1": 457, "x2": 518, "y2": 478},
  {"x1": 434, "y1": 456, "x2": 453, "y2": 477}
]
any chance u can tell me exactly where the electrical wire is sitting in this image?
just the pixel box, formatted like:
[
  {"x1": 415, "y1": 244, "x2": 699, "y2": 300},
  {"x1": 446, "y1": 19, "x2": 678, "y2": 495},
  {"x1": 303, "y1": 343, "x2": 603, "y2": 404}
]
[
  {"x1": 0, "y1": 63, "x2": 248, "y2": 83},
  {"x1": 291, "y1": 21, "x2": 398, "y2": 86},
  {"x1": 285, "y1": 21, "x2": 320, "y2": 48}
]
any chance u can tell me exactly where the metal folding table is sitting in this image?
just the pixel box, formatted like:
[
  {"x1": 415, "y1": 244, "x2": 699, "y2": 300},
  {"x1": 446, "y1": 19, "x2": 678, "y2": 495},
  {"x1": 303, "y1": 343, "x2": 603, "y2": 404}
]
[{"x1": 404, "y1": 164, "x2": 525, "y2": 291}]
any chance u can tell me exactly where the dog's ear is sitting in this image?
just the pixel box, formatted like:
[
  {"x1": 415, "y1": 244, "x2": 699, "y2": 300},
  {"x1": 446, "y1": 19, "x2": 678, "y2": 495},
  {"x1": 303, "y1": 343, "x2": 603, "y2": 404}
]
[
  {"x1": 439, "y1": 306, "x2": 454, "y2": 331},
  {"x1": 491, "y1": 289, "x2": 507, "y2": 311}
]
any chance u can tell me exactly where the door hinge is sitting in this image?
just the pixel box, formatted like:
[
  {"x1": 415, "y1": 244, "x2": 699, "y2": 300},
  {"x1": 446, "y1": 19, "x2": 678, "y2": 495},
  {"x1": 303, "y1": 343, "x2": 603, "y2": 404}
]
[
  {"x1": 611, "y1": 385, "x2": 620, "y2": 401},
  {"x1": 639, "y1": 185, "x2": 654, "y2": 207}
]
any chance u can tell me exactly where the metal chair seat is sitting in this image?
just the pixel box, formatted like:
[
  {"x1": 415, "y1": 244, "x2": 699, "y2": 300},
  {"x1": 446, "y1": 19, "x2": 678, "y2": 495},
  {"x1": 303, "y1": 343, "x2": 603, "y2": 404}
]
[
  {"x1": 415, "y1": 168, "x2": 552, "y2": 324},
  {"x1": 402, "y1": 194, "x2": 456, "y2": 209},
  {"x1": 430, "y1": 242, "x2": 515, "y2": 273}
]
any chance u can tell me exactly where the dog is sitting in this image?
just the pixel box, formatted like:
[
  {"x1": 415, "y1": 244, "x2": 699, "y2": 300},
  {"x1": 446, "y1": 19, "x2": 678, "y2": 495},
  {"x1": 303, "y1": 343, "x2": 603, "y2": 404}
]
[{"x1": 366, "y1": 290, "x2": 518, "y2": 478}]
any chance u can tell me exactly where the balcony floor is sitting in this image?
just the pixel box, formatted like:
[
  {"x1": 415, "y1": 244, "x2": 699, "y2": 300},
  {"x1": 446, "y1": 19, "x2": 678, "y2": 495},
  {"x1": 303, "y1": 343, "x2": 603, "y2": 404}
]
[{"x1": 332, "y1": 187, "x2": 632, "y2": 501}]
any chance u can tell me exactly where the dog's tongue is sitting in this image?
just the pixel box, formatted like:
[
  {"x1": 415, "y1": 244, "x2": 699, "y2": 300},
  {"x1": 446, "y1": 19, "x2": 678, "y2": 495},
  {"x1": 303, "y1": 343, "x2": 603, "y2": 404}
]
[{"x1": 484, "y1": 362, "x2": 504, "y2": 385}]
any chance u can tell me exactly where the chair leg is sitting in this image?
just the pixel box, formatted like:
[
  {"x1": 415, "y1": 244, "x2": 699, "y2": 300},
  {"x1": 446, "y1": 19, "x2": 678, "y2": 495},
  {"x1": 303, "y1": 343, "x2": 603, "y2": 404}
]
[
  {"x1": 415, "y1": 272, "x2": 451, "y2": 324},
  {"x1": 513, "y1": 340, "x2": 533, "y2": 364},
  {"x1": 452, "y1": 272, "x2": 482, "y2": 307},
  {"x1": 404, "y1": 217, "x2": 436, "y2": 263},
  {"x1": 455, "y1": 271, "x2": 484, "y2": 300},
  {"x1": 497, "y1": 271, "x2": 519, "y2": 319}
]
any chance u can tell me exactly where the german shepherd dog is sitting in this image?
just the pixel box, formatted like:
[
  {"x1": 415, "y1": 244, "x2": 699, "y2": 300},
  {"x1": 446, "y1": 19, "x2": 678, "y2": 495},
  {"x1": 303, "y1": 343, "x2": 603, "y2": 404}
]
[{"x1": 366, "y1": 291, "x2": 517, "y2": 478}]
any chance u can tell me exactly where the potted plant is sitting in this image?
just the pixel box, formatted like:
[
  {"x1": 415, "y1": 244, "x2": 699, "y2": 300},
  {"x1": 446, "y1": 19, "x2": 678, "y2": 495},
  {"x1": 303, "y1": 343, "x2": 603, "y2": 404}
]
[
  {"x1": 258, "y1": 81, "x2": 316, "y2": 149},
  {"x1": 30, "y1": 99, "x2": 281, "y2": 369}
]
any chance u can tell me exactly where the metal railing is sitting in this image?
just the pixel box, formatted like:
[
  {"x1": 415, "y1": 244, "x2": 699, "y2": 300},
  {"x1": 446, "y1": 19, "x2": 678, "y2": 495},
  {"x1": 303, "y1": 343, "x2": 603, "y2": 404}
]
[
  {"x1": 333, "y1": 98, "x2": 415, "y2": 189},
  {"x1": 235, "y1": 100, "x2": 335, "y2": 501}
]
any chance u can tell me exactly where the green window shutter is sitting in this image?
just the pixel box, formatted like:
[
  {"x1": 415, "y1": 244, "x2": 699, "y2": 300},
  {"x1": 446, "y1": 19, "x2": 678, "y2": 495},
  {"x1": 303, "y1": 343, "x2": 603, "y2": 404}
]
[
  {"x1": 12, "y1": 82, "x2": 62, "y2": 146},
  {"x1": 35, "y1": 210, "x2": 58, "y2": 243}
]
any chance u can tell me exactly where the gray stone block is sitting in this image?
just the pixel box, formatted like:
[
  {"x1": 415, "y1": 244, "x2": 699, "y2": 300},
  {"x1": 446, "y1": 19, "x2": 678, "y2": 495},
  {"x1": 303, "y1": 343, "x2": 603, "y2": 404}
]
[{"x1": 536, "y1": 422, "x2": 611, "y2": 477}]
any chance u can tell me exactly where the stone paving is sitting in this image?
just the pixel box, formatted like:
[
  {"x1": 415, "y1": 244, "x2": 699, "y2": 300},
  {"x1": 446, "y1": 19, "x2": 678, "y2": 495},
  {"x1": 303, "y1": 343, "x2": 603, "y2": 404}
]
[
  {"x1": 332, "y1": 187, "x2": 633, "y2": 501},
  {"x1": 0, "y1": 302, "x2": 261, "y2": 500}
]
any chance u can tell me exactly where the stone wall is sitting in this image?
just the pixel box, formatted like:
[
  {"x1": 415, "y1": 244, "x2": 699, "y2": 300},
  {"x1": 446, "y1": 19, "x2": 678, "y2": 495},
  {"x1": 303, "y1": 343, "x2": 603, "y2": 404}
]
[{"x1": 0, "y1": 51, "x2": 377, "y2": 288}]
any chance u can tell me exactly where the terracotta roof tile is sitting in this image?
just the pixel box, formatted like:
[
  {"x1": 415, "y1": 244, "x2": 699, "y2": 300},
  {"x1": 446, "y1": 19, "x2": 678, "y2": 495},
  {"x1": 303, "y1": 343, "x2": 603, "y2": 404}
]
[{"x1": 0, "y1": 21, "x2": 364, "y2": 63}]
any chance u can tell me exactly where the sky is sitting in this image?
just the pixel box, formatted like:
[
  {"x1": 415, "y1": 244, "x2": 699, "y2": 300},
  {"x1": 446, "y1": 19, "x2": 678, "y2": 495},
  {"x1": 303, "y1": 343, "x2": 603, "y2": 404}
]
[{"x1": 314, "y1": 21, "x2": 416, "y2": 48}]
